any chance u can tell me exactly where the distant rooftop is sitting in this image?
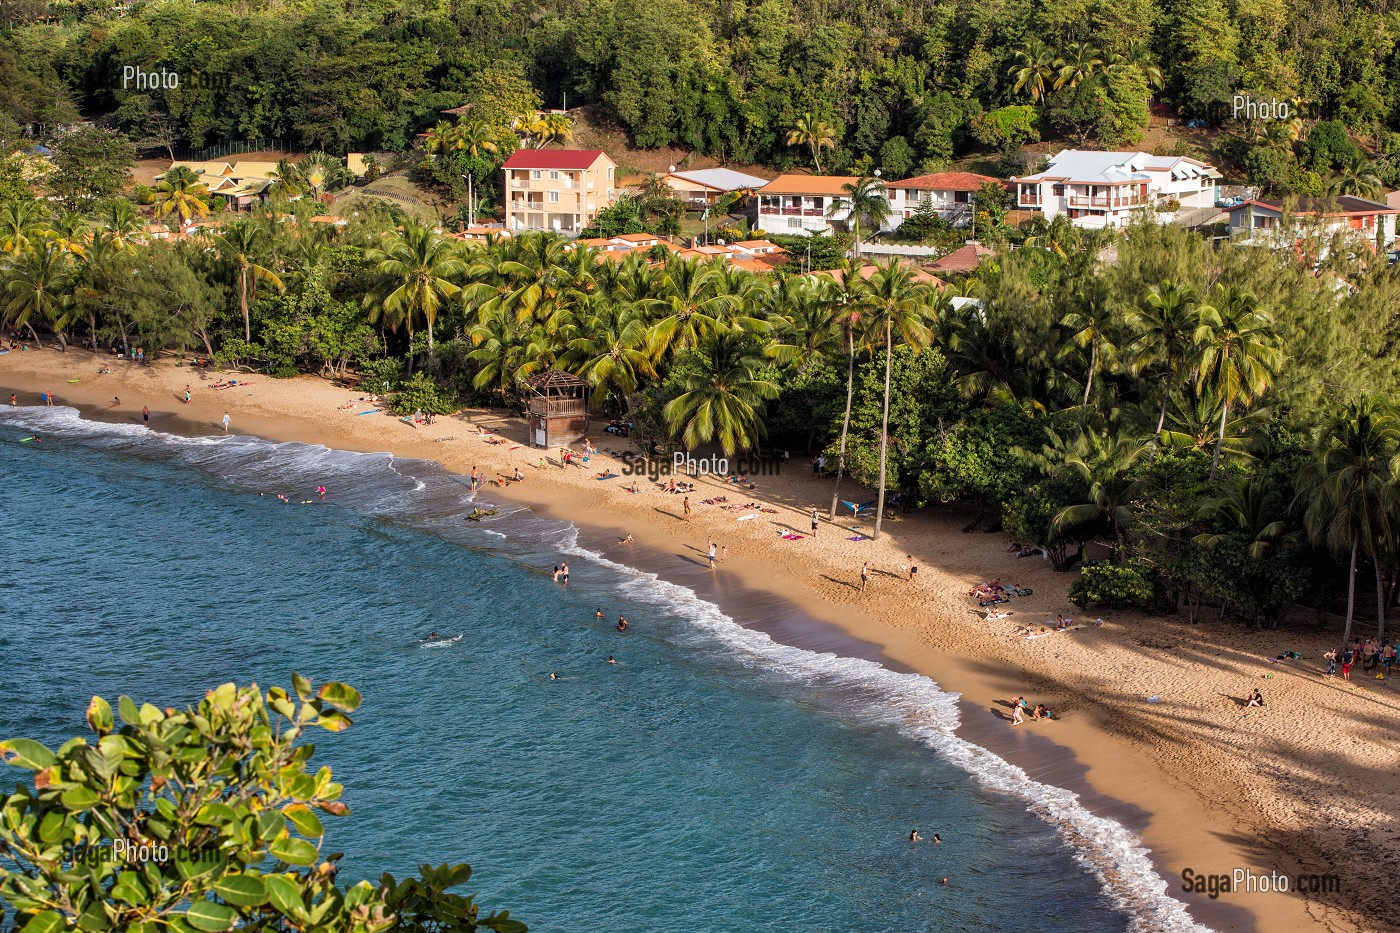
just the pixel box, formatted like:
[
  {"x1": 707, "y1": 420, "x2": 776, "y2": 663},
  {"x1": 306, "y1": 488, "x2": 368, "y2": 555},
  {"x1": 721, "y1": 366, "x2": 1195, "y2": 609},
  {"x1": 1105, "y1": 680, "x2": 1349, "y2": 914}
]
[{"x1": 666, "y1": 167, "x2": 768, "y2": 191}]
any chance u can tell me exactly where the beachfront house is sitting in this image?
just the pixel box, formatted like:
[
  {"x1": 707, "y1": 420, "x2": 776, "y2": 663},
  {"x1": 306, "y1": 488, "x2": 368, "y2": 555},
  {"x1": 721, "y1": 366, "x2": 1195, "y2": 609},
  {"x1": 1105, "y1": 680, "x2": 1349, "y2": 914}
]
[
  {"x1": 1225, "y1": 197, "x2": 1398, "y2": 250},
  {"x1": 502, "y1": 149, "x2": 618, "y2": 236},
  {"x1": 1012, "y1": 150, "x2": 1220, "y2": 229},
  {"x1": 661, "y1": 167, "x2": 768, "y2": 210},
  {"x1": 885, "y1": 172, "x2": 1001, "y2": 230},
  {"x1": 753, "y1": 174, "x2": 860, "y2": 236}
]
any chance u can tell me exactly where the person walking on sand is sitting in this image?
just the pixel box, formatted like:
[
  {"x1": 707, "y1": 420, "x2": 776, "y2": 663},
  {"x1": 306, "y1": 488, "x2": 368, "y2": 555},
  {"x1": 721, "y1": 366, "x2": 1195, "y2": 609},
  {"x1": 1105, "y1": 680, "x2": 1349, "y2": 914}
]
[
  {"x1": 708, "y1": 540, "x2": 717, "y2": 570},
  {"x1": 1324, "y1": 648, "x2": 1337, "y2": 677},
  {"x1": 142, "y1": 405, "x2": 150, "y2": 427},
  {"x1": 907, "y1": 554, "x2": 918, "y2": 582},
  {"x1": 8, "y1": 394, "x2": 15, "y2": 406},
  {"x1": 184, "y1": 385, "x2": 191, "y2": 404},
  {"x1": 810, "y1": 508, "x2": 819, "y2": 537},
  {"x1": 45, "y1": 391, "x2": 54, "y2": 407},
  {"x1": 859, "y1": 562, "x2": 870, "y2": 592},
  {"x1": 683, "y1": 496, "x2": 692, "y2": 521},
  {"x1": 221, "y1": 411, "x2": 231, "y2": 433}
]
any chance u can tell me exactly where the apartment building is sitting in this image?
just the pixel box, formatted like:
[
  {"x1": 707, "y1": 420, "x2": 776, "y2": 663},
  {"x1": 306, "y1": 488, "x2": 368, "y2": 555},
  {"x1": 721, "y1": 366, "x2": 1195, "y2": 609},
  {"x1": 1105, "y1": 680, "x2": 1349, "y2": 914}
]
[{"x1": 502, "y1": 149, "x2": 617, "y2": 235}]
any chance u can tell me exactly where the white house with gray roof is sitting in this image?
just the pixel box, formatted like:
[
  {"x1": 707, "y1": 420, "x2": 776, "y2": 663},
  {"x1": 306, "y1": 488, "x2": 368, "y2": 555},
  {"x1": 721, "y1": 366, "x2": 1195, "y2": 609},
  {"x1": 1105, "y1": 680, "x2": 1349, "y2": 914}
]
[
  {"x1": 1012, "y1": 150, "x2": 1220, "y2": 228},
  {"x1": 662, "y1": 167, "x2": 769, "y2": 209}
]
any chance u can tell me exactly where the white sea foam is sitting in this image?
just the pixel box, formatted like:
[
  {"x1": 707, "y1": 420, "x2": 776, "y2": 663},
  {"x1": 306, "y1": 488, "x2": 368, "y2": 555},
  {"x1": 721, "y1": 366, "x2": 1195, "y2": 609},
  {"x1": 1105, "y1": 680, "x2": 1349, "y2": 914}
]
[{"x1": 559, "y1": 532, "x2": 1214, "y2": 933}]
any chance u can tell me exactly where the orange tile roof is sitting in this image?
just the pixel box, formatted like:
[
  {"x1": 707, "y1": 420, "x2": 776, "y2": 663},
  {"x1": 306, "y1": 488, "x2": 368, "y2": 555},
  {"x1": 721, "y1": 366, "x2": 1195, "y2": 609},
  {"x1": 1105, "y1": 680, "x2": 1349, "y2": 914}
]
[
  {"x1": 929, "y1": 243, "x2": 995, "y2": 273},
  {"x1": 889, "y1": 171, "x2": 1001, "y2": 191}
]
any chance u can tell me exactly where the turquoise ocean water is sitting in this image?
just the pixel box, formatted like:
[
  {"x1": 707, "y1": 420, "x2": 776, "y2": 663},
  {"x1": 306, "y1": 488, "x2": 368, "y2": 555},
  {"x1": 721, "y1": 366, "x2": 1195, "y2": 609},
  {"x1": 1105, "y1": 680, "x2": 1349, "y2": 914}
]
[{"x1": 0, "y1": 406, "x2": 1210, "y2": 932}]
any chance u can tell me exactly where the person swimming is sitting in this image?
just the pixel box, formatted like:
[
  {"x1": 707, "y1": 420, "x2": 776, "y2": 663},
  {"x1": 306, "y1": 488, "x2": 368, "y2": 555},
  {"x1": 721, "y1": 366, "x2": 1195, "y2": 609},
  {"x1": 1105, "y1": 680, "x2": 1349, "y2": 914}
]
[
  {"x1": 595, "y1": 608, "x2": 605, "y2": 620},
  {"x1": 607, "y1": 656, "x2": 616, "y2": 664},
  {"x1": 425, "y1": 632, "x2": 440, "y2": 641},
  {"x1": 549, "y1": 672, "x2": 559, "y2": 681},
  {"x1": 616, "y1": 617, "x2": 629, "y2": 632},
  {"x1": 910, "y1": 829, "x2": 922, "y2": 842}
]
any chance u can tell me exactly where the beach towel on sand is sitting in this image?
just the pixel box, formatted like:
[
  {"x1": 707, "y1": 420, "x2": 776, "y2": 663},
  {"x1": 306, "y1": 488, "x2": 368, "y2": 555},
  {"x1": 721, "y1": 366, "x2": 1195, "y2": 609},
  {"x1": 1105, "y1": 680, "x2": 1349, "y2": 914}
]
[{"x1": 781, "y1": 533, "x2": 804, "y2": 540}]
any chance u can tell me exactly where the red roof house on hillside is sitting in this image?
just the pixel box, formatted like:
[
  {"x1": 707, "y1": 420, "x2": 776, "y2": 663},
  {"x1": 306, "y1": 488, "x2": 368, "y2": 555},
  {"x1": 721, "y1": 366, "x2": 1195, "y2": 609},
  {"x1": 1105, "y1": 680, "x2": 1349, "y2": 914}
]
[{"x1": 501, "y1": 149, "x2": 618, "y2": 235}]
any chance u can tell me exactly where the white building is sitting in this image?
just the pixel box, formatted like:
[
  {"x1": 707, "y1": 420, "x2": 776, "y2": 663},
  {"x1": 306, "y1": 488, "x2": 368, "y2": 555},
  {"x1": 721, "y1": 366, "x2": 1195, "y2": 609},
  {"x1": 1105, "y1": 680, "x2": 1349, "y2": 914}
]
[
  {"x1": 1225, "y1": 197, "x2": 1397, "y2": 249},
  {"x1": 753, "y1": 174, "x2": 859, "y2": 235},
  {"x1": 1012, "y1": 150, "x2": 1220, "y2": 228},
  {"x1": 661, "y1": 167, "x2": 768, "y2": 209},
  {"x1": 885, "y1": 171, "x2": 1000, "y2": 229}
]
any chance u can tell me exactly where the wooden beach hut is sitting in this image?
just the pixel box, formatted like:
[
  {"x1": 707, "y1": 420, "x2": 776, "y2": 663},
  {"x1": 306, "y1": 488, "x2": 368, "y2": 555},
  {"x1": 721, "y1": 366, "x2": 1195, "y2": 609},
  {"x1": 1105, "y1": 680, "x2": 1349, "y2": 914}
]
[{"x1": 522, "y1": 369, "x2": 589, "y2": 448}]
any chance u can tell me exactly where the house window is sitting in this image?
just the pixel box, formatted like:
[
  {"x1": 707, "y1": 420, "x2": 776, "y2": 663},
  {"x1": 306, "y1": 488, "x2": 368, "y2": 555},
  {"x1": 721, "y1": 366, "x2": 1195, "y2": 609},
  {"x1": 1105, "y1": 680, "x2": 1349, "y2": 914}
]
[
  {"x1": 549, "y1": 171, "x2": 559, "y2": 180},
  {"x1": 954, "y1": 191, "x2": 971, "y2": 203},
  {"x1": 1052, "y1": 184, "x2": 1065, "y2": 196},
  {"x1": 549, "y1": 191, "x2": 559, "y2": 203},
  {"x1": 607, "y1": 167, "x2": 614, "y2": 178},
  {"x1": 788, "y1": 218, "x2": 802, "y2": 228},
  {"x1": 531, "y1": 170, "x2": 541, "y2": 180}
]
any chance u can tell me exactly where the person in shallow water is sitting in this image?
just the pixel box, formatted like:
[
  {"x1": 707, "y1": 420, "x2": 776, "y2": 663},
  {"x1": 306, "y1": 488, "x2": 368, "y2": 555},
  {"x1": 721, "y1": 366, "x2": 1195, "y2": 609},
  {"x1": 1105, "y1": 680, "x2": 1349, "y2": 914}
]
[
  {"x1": 617, "y1": 617, "x2": 629, "y2": 632},
  {"x1": 910, "y1": 829, "x2": 922, "y2": 842}
]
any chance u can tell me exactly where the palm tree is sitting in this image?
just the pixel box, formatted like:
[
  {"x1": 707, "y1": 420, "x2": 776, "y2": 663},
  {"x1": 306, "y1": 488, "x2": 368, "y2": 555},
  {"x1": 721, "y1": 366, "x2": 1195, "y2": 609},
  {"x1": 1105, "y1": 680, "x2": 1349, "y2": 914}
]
[
  {"x1": 1047, "y1": 430, "x2": 1153, "y2": 560},
  {"x1": 862, "y1": 260, "x2": 934, "y2": 540},
  {"x1": 535, "y1": 113, "x2": 574, "y2": 148},
  {"x1": 832, "y1": 176, "x2": 890, "y2": 258},
  {"x1": 1058, "y1": 283, "x2": 1117, "y2": 427},
  {"x1": 1299, "y1": 397, "x2": 1400, "y2": 645},
  {"x1": 153, "y1": 165, "x2": 211, "y2": 223},
  {"x1": 453, "y1": 121, "x2": 500, "y2": 159},
  {"x1": 219, "y1": 221, "x2": 285, "y2": 342},
  {"x1": 646, "y1": 257, "x2": 735, "y2": 360},
  {"x1": 1009, "y1": 39, "x2": 1057, "y2": 106},
  {"x1": 1126, "y1": 281, "x2": 1199, "y2": 441},
  {"x1": 364, "y1": 222, "x2": 467, "y2": 357},
  {"x1": 1125, "y1": 40, "x2": 1164, "y2": 91},
  {"x1": 1194, "y1": 286, "x2": 1284, "y2": 478},
  {"x1": 785, "y1": 113, "x2": 837, "y2": 174},
  {"x1": 824, "y1": 261, "x2": 872, "y2": 519},
  {"x1": 0, "y1": 199, "x2": 49, "y2": 255},
  {"x1": 424, "y1": 120, "x2": 463, "y2": 156},
  {"x1": 3, "y1": 242, "x2": 72, "y2": 349},
  {"x1": 1160, "y1": 384, "x2": 1271, "y2": 463},
  {"x1": 1328, "y1": 155, "x2": 1384, "y2": 201},
  {"x1": 1195, "y1": 477, "x2": 1299, "y2": 559},
  {"x1": 561, "y1": 295, "x2": 656, "y2": 407},
  {"x1": 1054, "y1": 42, "x2": 1104, "y2": 91},
  {"x1": 662, "y1": 331, "x2": 780, "y2": 456},
  {"x1": 99, "y1": 199, "x2": 142, "y2": 249},
  {"x1": 766, "y1": 275, "x2": 840, "y2": 372}
]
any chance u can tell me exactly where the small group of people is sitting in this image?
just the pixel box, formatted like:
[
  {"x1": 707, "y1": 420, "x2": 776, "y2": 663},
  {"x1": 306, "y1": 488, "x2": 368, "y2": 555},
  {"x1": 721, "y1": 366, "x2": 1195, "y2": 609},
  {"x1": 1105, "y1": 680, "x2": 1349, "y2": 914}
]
[
  {"x1": 551, "y1": 562, "x2": 571, "y2": 585},
  {"x1": 597, "y1": 609, "x2": 630, "y2": 633},
  {"x1": 1324, "y1": 638, "x2": 1395, "y2": 680},
  {"x1": 1009, "y1": 695, "x2": 1054, "y2": 725}
]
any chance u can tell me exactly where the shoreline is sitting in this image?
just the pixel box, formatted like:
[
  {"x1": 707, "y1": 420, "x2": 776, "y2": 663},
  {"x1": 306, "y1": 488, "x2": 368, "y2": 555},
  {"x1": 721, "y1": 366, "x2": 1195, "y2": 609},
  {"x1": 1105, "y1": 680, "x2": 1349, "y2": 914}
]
[{"x1": 4, "y1": 351, "x2": 1396, "y2": 932}]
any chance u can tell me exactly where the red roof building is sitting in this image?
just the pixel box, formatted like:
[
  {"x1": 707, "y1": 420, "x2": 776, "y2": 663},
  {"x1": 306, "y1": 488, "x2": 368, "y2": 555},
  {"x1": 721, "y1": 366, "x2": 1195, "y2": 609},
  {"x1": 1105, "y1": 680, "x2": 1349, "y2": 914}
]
[{"x1": 502, "y1": 150, "x2": 618, "y2": 235}]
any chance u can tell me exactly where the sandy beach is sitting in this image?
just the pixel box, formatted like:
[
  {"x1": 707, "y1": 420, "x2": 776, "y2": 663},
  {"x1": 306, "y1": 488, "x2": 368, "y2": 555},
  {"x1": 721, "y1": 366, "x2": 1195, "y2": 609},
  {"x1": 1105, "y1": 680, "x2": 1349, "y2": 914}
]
[{"x1": 4, "y1": 349, "x2": 1396, "y2": 933}]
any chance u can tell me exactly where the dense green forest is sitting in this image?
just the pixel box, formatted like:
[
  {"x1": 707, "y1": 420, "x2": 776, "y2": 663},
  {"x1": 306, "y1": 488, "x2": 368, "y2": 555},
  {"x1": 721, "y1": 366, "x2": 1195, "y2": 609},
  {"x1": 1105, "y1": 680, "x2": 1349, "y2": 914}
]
[{"x1": 7, "y1": 0, "x2": 1400, "y2": 191}]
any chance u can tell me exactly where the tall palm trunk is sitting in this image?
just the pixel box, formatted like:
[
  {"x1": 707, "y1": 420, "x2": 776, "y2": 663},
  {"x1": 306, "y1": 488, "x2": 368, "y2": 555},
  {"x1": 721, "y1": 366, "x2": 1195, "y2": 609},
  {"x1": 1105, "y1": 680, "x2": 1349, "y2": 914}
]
[
  {"x1": 829, "y1": 329, "x2": 855, "y2": 519},
  {"x1": 1209, "y1": 397, "x2": 1229, "y2": 479},
  {"x1": 1341, "y1": 536, "x2": 1358, "y2": 648},
  {"x1": 1154, "y1": 373, "x2": 1170, "y2": 442},
  {"x1": 873, "y1": 319, "x2": 893, "y2": 540},
  {"x1": 1376, "y1": 557, "x2": 1388, "y2": 642},
  {"x1": 240, "y1": 263, "x2": 251, "y2": 342},
  {"x1": 89, "y1": 311, "x2": 98, "y2": 352},
  {"x1": 25, "y1": 322, "x2": 42, "y2": 349},
  {"x1": 1079, "y1": 342, "x2": 1096, "y2": 429}
]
